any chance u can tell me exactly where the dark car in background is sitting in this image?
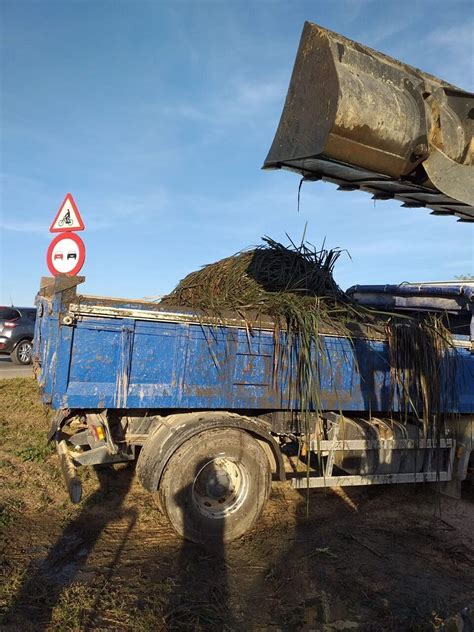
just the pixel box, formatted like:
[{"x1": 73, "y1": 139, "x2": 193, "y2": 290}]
[{"x1": 0, "y1": 306, "x2": 36, "y2": 365}]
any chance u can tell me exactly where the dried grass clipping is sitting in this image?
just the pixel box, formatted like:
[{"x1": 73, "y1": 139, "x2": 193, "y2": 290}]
[{"x1": 161, "y1": 236, "x2": 456, "y2": 434}]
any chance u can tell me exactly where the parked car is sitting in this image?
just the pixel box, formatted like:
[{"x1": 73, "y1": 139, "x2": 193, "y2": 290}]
[{"x1": 0, "y1": 306, "x2": 37, "y2": 365}]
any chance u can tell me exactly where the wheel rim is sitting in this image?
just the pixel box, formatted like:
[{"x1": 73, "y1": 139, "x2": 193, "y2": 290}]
[
  {"x1": 18, "y1": 342, "x2": 32, "y2": 364},
  {"x1": 192, "y1": 457, "x2": 249, "y2": 519}
]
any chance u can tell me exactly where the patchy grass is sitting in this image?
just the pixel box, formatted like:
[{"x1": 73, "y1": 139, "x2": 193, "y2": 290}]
[
  {"x1": 48, "y1": 583, "x2": 96, "y2": 631},
  {"x1": 0, "y1": 378, "x2": 472, "y2": 632},
  {"x1": 3, "y1": 575, "x2": 175, "y2": 632},
  {"x1": 0, "y1": 567, "x2": 28, "y2": 623},
  {"x1": 0, "y1": 378, "x2": 181, "y2": 632},
  {"x1": 46, "y1": 580, "x2": 178, "y2": 632},
  {"x1": 0, "y1": 378, "x2": 51, "y2": 443},
  {"x1": 0, "y1": 379, "x2": 64, "y2": 520},
  {"x1": 15, "y1": 442, "x2": 54, "y2": 463},
  {"x1": 0, "y1": 498, "x2": 26, "y2": 530}
]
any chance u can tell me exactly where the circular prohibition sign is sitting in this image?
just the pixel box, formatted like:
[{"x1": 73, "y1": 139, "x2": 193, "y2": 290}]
[{"x1": 47, "y1": 232, "x2": 86, "y2": 276}]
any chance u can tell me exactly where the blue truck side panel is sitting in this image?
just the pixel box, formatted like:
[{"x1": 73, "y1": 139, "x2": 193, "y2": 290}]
[{"x1": 34, "y1": 294, "x2": 474, "y2": 414}]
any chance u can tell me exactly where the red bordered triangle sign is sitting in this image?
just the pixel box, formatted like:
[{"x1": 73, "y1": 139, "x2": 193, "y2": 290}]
[{"x1": 50, "y1": 193, "x2": 85, "y2": 233}]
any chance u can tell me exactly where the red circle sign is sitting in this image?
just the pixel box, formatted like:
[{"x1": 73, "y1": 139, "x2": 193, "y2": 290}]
[{"x1": 47, "y1": 232, "x2": 86, "y2": 276}]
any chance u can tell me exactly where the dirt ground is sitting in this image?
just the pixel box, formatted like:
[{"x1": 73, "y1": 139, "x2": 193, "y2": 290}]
[{"x1": 1, "y1": 379, "x2": 473, "y2": 631}]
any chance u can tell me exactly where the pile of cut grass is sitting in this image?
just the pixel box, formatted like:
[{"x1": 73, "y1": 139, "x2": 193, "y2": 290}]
[
  {"x1": 161, "y1": 236, "x2": 370, "y2": 333},
  {"x1": 162, "y1": 236, "x2": 455, "y2": 434}
]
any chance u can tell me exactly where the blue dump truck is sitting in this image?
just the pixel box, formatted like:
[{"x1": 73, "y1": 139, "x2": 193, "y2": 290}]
[
  {"x1": 34, "y1": 22, "x2": 474, "y2": 543},
  {"x1": 34, "y1": 275, "x2": 474, "y2": 543}
]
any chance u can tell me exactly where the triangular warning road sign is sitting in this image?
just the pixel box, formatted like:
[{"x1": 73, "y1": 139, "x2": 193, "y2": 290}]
[{"x1": 50, "y1": 193, "x2": 85, "y2": 233}]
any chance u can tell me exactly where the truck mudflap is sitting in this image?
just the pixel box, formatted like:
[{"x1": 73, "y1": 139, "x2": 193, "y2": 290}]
[
  {"x1": 56, "y1": 439, "x2": 82, "y2": 503},
  {"x1": 137, "y1": 412, "x2": 286, "y2": 492},
  {"x1": 263, "y1": 21, "x2": 474, "y2": 222}
]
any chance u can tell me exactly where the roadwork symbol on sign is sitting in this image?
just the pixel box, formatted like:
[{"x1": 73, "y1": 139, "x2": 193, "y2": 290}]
[
  {"x1": 50, "y1": 193, "x2": 85, "y2": 233},
  {"x1": 47, "y1": 232, "x2": 86, "y2": 276}
]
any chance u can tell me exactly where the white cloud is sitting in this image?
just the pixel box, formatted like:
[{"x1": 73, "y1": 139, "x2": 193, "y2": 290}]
[
  {"x1": 229, "y1": 79, "x2": 287, "y2": 114},
  {"x1": 353, "y1": 7, "x2": 473, "y2": 91},
  {"x1": 423, "y1": 24, "x2": 474, "y2": 89},
  {"x1": 161, "y1": 104, "x2": 211, "y2": 123},
  {"x1": 0, "y1": 172, "x2": 170, "y2": 235},
  {"x1": 72, "y1": 189, "x2": 171, "y2": 231},
  {"x1": 426, "y1": 24, "x2": 474, "y2": 46},
  {"x1": 159, "y1": 76, "x2": 286, "y2": 129},
  {"x1": 0, "y1": 220, "x2": 46, "y2": 234}
]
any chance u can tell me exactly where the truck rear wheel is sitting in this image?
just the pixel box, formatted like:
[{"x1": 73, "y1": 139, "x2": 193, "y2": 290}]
[{"x1": 159, "y1": 427, "x2": 271, "y2": 544}]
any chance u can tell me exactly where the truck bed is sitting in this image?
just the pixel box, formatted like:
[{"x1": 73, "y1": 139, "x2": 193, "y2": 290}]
[{"x1": 34, "y1": 277, "x2": 474, "y2": 414}]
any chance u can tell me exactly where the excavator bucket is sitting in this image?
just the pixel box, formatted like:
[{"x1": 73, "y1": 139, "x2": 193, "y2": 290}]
[{"x1": 263, "y1": 22, "x2": 474, "y2": 222}]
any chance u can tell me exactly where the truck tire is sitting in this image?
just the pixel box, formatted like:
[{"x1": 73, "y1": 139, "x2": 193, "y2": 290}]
[
  {"x1": 159, "y1": 427, "x2": 271, "y2": 544},
  {"x1": 11, "y1": 340, "x2": 33, "y2": 365}
]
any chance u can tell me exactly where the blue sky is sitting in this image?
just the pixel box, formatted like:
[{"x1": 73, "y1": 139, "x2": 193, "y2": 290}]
[{"x1": 1, "y1": 0, "x2": 473, "y2": 305}]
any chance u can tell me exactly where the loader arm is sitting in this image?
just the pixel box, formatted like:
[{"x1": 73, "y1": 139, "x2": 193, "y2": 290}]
[{"x1": 263, "y1": 22, "x2": 474, "y2": 222}]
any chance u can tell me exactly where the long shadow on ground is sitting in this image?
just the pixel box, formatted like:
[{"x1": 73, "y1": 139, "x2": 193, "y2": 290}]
[{"x1": 3, "y1": 465, "x2": 136, "y2": 631}]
